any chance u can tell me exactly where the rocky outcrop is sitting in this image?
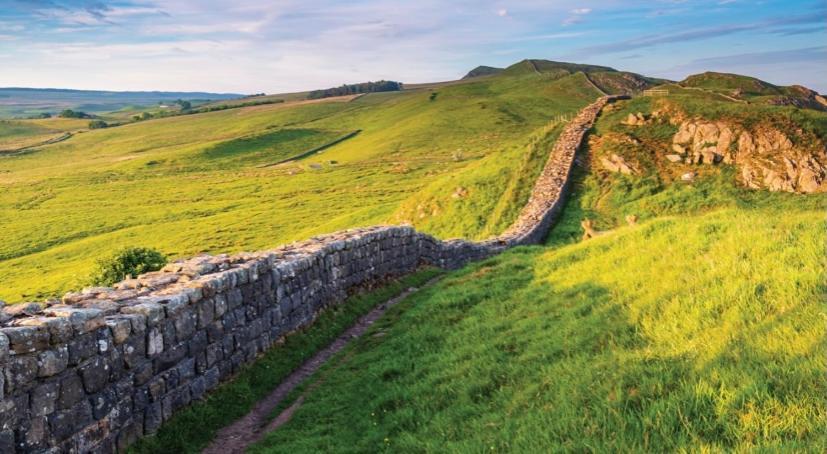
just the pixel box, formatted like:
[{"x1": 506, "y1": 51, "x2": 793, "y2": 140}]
[
  {"x1": 669, "y1": 120, "x2": 827, "y2": 193},
  {"x1": 600, "y1": 153, "x2": 636, "y2": 174},
  {"x1": 0, "y1": 95, "x2": 625, "y2": 453}
]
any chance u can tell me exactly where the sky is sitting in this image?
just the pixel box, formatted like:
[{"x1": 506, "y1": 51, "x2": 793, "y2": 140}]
[{"x1": 0, "y1": 0, "x2": 825, "y2": 94}]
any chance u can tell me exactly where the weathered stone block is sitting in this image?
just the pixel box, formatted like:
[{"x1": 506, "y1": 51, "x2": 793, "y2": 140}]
[
  {"x1": 122, "y1": 334, "x2": 146, "y2": 369},
  {"x1": 161, "y1": 385, "x2": 191, "y2": 420},
  {"x1": 147, "y1": 327, "x2": 164, "y2": 356},
  {"x1": 5, "y1": 354, "x2": 38, "y2": 394},
  {"x1": 143, "y1": 401, "x2": 163, "y2": 434},
  {"x1": 0, "y1": 333, "x2": 8, "y2": 365},
  {"x1": 90, "y1": 388, "x2": 117, "y2": 420},
  {"x1": 31, "y1": 380, "x2": 59, "y2": 416},
  {"x1": 49, "y1": 399, "x2": 92, "y2": 441},
  {"x1": 45, "y1": 307, "x2": 105, "y2": 334},
  {"x1": 2, "y1": 326, "x2": 50, "y2": 354},
  {"x1": 38, "y1": 346, "x2": 69, "y2": 377},
  {"x1": 154, "y1": 342, "x2": 186, "y2": 373},
  {"x1": 173, "y1": 308, "x2": 197, "y2": 341},
  {"x1": 78, "y1": 356, "x2": 110, "y2": 393},
  {"x1": 58, "y1": 372, "x2": 85, "y2": 410},
  {"x1": 121, "y1": 302, "x2": 165, "y2": 327},
  {"x1": 105, "y1": 317, "x2": 132, "y2": 344},
  {"x1": 67, "y1": 332, "x2": 98, "y2": 365}
]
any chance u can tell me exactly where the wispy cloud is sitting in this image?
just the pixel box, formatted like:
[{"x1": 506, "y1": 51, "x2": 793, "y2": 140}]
[
  {"x1": 573, "y1": 10, "x2": 825, "y2": 56},
  {"x1": 562, "y1": 7, "x2": 592, "y2": 25}
]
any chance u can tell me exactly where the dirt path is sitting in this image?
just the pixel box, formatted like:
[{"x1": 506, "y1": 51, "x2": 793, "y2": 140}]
[{"x1": 201, "y1": 277, "x2": 441, "y2": 454}]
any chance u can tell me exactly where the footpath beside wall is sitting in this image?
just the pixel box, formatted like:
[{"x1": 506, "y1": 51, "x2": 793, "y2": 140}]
[{"x1": 0, "y1": 95, "x2": 624, "y2": 453}]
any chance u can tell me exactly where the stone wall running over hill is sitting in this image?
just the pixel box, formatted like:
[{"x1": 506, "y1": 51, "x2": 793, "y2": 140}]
[{"x1": 0, "y1": 95, "x2": 623, "y2": 453}]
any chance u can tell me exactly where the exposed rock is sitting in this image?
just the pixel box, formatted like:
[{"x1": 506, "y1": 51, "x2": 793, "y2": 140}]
[
  {"x1": 671, "y1": 119, "x2": 827, "y2": 193},
  {"x1": 3, "y1": 302, "x2": 44, "y2": 318},
  {"x1": 451, "y1": 187, "x2": 469, "y2": 199},
  {"x1": 581, "y1": 219, "x2": 598, "y2": 240},
  {"x1": 622, "y1": 112, "x2": 649, "y2": 126},
  {"x1": 681, "y1": 172, "x2": 696, "y2": 182},
  {"x1": 600, "y1": 153, "x2": 636, "y2": 174}
]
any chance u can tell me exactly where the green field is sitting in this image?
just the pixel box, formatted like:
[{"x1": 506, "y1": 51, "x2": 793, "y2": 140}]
[
  {"x1": 1, "y1": 67, "x2": 609, "y2": 302},
  {"x1": 0, "y1": 117, "x2": 87, "y2": 152},
  {"x1": 247, "y1": 96, "x2": 827, "y2": 452}
]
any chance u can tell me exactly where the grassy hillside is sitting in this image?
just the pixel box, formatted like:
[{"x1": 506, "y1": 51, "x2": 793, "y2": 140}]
[
  {"x1": 0, "y1": 118, "x2": 87, "y2": 151},
  {"x1": 680, "y1": 72, "x2": 827, "y2": 110},
  {"x1": 501, "y1": 59, "x2": 661, "y2": 95},
  {"x1": 0, "y1": 70, "x2": 603, "y2": 302},
  {"x1": 247, "y1": 96, "x2": 827, "y2": 450},
  {"x1": 251, "y1": 197, "x2": 825, "y2": 452}
]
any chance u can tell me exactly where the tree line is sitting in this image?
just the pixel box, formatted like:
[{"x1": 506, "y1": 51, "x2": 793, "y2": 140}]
[{"x1": 307, "y1": 80, "x2": 402, "y2": 100}]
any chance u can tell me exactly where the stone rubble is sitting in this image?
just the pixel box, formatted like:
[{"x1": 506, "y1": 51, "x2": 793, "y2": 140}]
[{"x1": 0, "y1": 95, "x2": 623, "y2": 453}]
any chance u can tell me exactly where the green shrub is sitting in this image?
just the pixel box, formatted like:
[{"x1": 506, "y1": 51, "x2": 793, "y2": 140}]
[
  {"x1": 91, "y1": 247, "x2": 166, "y2": 286},
  {"x1": 88, "y1": 120, "x2": 108, "y2": 129}
]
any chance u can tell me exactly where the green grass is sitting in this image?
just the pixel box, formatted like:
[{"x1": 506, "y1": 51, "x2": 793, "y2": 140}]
[
  {"x1": 128, "y1": 268, "x2": 442, "y2": 454},
  {"x1": 0, "y1": 118, "x2": 86, "y2": 151},
  {"x1": 244, "y1": 93, "x2": 827, "y2": 452},
  {"x1": 0, "y1": 71, "x2": 601, "y2": 303},
  {"x1": 248, "y1": 177, "x2": 827, "y2": 453}
]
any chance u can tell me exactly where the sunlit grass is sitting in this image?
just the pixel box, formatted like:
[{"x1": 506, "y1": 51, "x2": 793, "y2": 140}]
[
  {"x1": 0, "y1": 73, "x2": 601, "y2": 302},
  {"x1": 250, "y1": 187, "x2": 827, "y2": 452}
]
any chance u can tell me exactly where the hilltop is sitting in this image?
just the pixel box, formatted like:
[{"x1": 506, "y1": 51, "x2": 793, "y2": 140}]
[
  {"x1": 680, "y1": 71, "x2": 827, "y2": 110},
  {"x1": 499, "y1": 59, "x2": 665, "y2": 95},
  {"x1": 462, "y1": 65, "x2": 504, "y2": 79}
]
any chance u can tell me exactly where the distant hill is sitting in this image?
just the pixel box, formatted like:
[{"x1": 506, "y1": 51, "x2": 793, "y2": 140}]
[
  {"x1": 499, "y1": 59, "x2": 664, "y2": 95},
  {"x1": 0, "y1": 87, "x2": 242, "y2": 118},
  {"x1": 462, "y1": 66, "x2": 504, "y2": 79},
  {"x1": 680, "y1": 72, "x2": 827, "y2": 110}
]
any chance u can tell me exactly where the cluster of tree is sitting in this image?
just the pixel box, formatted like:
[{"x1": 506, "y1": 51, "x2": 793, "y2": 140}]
[
  {"x1": 58, "y1": 109, "x2": 94, "y2": 119},
  {"x1": 242, "y1": 93, "x2": 266, "y2": 98},
  {"x1": 307, "y1": 80, "x2": 402, "y2": 100},
  {"x1": 174, "y1": 99, "x2": 192, "y2": 111},
  {"x1": 88, "y1": 120, "x2": 109, "y2": 129},
  {"x1": 130, "y1": 98, "x2": 284, "y2": 123},
  {"x1": 22, "y1": 113, "x2": 52, "y2": 119}
]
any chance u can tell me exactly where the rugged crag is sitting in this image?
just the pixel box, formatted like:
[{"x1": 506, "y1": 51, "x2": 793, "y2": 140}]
[
  {"x1": 669, "y1": 120, "x2": 827, "y2": 193},
  {"x1": 0, "y1": 96, "x2": 623, "y2": 453}
]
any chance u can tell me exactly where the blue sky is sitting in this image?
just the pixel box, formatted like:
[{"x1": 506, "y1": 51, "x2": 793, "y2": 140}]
[{"x1": 1, "y1": 0, "x2": 824, "y2": 93}]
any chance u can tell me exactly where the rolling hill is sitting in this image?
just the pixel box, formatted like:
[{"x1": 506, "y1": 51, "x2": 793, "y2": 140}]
[
  {"x1": 0, "y1": 64, "x2": 606, "y2": 303},
  {"x1": 0, "y1": 87, "x2": 242, "y2": 119},
  {"x1": 2, "y1": 59, "x2": 826, "y2": 452},
  {"x1": 680, "y1": 71, "x2": 827, "y2": 110}
]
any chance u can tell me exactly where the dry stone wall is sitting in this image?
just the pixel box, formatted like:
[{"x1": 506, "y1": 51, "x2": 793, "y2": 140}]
[{"x1": 0, "y1": 95, "x2": 623, "y2": 453}]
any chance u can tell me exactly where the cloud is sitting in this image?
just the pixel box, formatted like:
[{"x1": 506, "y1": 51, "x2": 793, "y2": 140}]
[
  {"x1": 496, "y1": 9, "x2": 508, "y2": 17},
  {"x1": 573, "y1": 11, "x2": 825, "y2": 56},
  {"x1": 562, "y1": 7, "x2": 592, "y2": 25}
]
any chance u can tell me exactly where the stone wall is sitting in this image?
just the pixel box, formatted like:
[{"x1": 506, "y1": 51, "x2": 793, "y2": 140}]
[{"x1": 0, "y1": 95, "x2": 623, "y2": 453}]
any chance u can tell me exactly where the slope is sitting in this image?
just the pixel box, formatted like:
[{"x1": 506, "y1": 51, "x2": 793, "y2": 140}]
[
  {"x1": 0, "y1": 69, "x2": 602, "y2": 302},
  {"x1": 680, "y1": 72, "x2": 827, "y2": 110},
  {"x1": 247, "y1": 91, "x2": 827, "y2": 452}
]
